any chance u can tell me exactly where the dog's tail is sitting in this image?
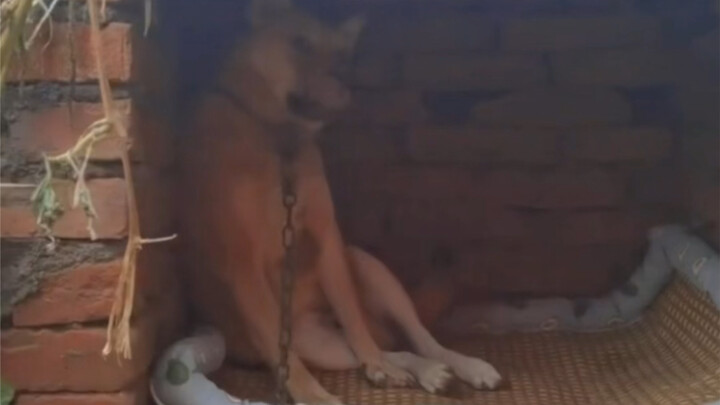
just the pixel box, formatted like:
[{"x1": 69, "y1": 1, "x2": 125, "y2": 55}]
[{"x1": 440, "y1": 225, "x2": 720, "y2": 335}]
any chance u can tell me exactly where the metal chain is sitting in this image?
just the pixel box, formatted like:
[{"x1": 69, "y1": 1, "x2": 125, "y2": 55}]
[{"x1": 276, "y1": 159, "x2": 297, "y2": 405}]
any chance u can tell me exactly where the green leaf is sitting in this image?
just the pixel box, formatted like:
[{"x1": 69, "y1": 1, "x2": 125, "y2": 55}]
[{"x1": 1, "y1": 379, "x2": 15, "y2": 405}]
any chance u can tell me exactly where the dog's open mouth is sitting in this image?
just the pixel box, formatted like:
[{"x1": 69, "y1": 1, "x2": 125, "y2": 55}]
[{"x1": 287, "y1": 94, "x2": 337, "y2": 122}]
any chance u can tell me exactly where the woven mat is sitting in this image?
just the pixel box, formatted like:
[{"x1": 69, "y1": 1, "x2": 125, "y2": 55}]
[{"x1": 212, "y1": 278, "x2": 720, "y2": 405}]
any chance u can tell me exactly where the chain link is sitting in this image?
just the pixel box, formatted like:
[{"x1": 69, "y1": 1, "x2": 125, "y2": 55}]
[{"x1": 276, "y1": 161, "x2": 297, "y2": 405}]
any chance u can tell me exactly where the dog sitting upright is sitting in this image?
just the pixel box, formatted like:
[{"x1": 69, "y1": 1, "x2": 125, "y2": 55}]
[{"x1": 178, "y1": 1, "x2": 501, "y2": 403}]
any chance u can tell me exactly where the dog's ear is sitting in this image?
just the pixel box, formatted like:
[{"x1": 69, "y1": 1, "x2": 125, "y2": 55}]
[
  {"x1": 338, "y1": 15, "x2": 366, "y2": 50},
  {"x1": 248, "y1": 0, "x2": 293, "y2": 27}
]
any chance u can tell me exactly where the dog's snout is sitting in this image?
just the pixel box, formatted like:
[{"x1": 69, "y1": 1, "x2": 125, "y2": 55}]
[{"x1": 330, "y1": 59, "x2": 353, "y2": 83}]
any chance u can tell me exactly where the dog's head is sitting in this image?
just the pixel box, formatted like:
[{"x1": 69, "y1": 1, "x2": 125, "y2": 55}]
[{"x1": 229, "y1": 0, "x2": 364, "y2": 128}]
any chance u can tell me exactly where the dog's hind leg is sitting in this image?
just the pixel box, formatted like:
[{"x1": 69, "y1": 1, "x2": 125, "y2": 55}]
[
  {"x1": 346, "y1": 246, "x2": 503, "y2": 390},
  {"x1": 225, "y1": 259, "x2": 343, "y2": 404},
  {"x1": 309, "y1": 215, "x2": 414, "y2": 388}
]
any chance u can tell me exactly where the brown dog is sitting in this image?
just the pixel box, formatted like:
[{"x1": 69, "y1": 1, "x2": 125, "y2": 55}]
[{"x1": 178, "y1": 1, "x2": 501, "y2": 403}]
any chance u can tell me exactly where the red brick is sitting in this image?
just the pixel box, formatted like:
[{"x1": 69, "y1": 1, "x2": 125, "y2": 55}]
[
  {"x1": 688, "y1": 183, "x2": 720, "y2": 224},
  {"x1": 564, "y1": 0, "x2": 630, "y2": 9},
  {"x1": 350, "y1": 54, "x2": 399, "y2": 88},
  {"x1": 345, "y1": 166, "x2": 484, "y2": 201},
  {"x1": 0, "y1": 178, "x2": 128, "y2": 239},
  {"x1": 479, "y1": 170, "x2": 625, "y2": 209},
  {"x1": 628, "y1": 166, "x2": 683, "y2": 206},
  {"x1": 690, "y1": 28, "x2": 719, "y2": 65},
  {"x1": 7, "y1": 23, "x2": 132, "y2": 83},
  {"x1": 10, "y1": 102, "x2": 130, "y2": 161},
  {"x1": 340, "y1": 90, "x2": 426, "y2": 125},
  {"x1": 566, "y1": 127, "x2": 673, "y2": 162},
  {"x1": 320, "y1": 125, "x2": 400, "y2": 163},
  {"x1": 675, "y1": 60, "x2": 720, "y2": 130},
  {"x1": 1, "y1": 290, "x2": 181, "y2": 392},
  {"x1": 359, "y1": 13, "x2": 495, "y2": 52},
  {"x1": 16, "y1": 386, "x2": 147, "y2": 405},
  {"x1": 13, "y1": 260, "x2": 122, "y2": 327},
  {"x1": 528, "y1": 210, "x2": 669, "y2": 246},
  {"x1": 1, "y1": 328, "x2": 148, "y2": 392},
  {"x1": 471, "y1": 88, "x2": 633, "y2": 127},
  {"x1": 403, "y1": 54, "x2": 548, "y2": 90},
  {"x1": 364, "y1": 239, "x2": 491, "y2": 290},
  {"x1": 553, "y1": 49, "x2": 676, "y2": 86},
  {"x1": 334, "y1": 166, "x2": 624, "y2": 209},
  {"x1": 460, "y1": 244, "x2": 639, "y2": 295},
  {"x1": 399, "y1": 202, "x2": 528, "y2": 241},
  {"x1": 351, "y1": 200, "x2": 530, "y2": 241},
  {"x1": 502, "y1": 16, "x2": 661, "y2": 51},
  {"x1": 681, "y1": 132, "x2": 720, "y2": 171},
  {"x1": 407, "y1": 126, "x2": 558, "y2": 164},
  {"x1": 12, "y1": 244, "x2": 180, "y2": 328}
]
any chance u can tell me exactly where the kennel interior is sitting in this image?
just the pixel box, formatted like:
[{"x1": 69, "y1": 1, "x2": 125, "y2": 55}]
[{"x1": 1, "y1": 0, "x2": 719, "y2": 403}]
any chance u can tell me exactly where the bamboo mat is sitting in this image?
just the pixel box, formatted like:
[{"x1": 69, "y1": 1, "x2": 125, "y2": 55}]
[{"x1": 212, "y1": 277, "x2": 720, "y2": 405}]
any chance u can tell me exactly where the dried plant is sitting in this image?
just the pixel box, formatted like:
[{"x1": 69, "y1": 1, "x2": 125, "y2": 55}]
[{"x1": 1, "y1": 0, "x2": 169, "y2": 359}]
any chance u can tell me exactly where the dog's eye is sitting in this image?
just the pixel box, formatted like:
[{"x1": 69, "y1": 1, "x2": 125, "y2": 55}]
[
  {"x1": 293, "y1": 36, "x2": 312, "y2": 52},
  {"x1": 293, "y1": 36, "x2": 311, "y2": 51}
]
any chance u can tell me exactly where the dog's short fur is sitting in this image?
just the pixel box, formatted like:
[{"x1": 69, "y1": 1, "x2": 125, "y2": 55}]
[{"x1": 179, "y1": 1, "x2": 501, "y2": 403}]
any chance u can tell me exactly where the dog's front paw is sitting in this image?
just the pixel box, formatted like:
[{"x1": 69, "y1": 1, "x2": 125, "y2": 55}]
[
  {"x1": 449, "y1": 356, "x2": 502, "y2": 390},
  {"x1": 363, "y1": 360, "x2": 415, "y2": 388},
  {"x1": 414, "y1": 359, "x2": 453, "y2": 394}
]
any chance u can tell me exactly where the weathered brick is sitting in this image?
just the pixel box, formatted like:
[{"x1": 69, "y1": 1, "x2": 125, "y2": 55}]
[
  {"x1": 461, "y1": 244, "x2": 639, "y2": 295},
  {"x1": 403, "y1": 54, "x2": 548, "y2": 90},
  {"x1": 340, "y1": 90, "x2": 426, "y2": 125},
  {"x1": 471, "y1": 88, "x2": 633, "y2": 127},
  {"x1": 479, "y1": 170, "x2": 625, "y2": 208},
  {"x1": 7, "y1": 23, "x2": 132, "y2": 83},
  {"x1": 0, "y1": 178, "x2": 128, "y2": 239},
  {"x1": 12, "y1": 242, "x2": 179, "y2": 328},
  {"x1": 502, "y1": 16, "x2": 661, "y2": 51},
  {"x1": 334, "y1": 166, "x2": 624, "y2": 209},
  {"x1": 320, "y1": 125, "x2": 401, "y2": 163},
  {"x1": 688, "y1": 182, "x2": 720, "y2": 224},
  {"x1": 690, "y1": 27, "x2": 720, "y2": 65},
  {"x1": 528, "y1": 210, "x2": 669, "y2": 246},
  {"x1": 675, "y1": 59, "x2": 720, "y2": 130},
  {"x1": 1, "y1": 290, "x2": 182, "y2": 392},
  {"x1": 681, "y1": 132, "x2": 720, "y2": 170},
  {"x1": 9, "y1": 102, "x2": 130, "y2": 161},
  {"x1": 359, "y1": 13, "x2": 495, "y2": 52},
  {"x1": 553, "y1": 49, "x2": 676, "y2": 86},
  {"x1": 350, "y1": 54, "x2": 400, "y2": 88},
  {"x1": 346, "y1": 198, "x2": 531, "y2": 242},
  {"x1": 354, "y1": 238, "x2": 467, "y2": 286},
  {"x1": 12, "y1": 260, "x2": 121, "y2": 327},
  {"x1": 565, "y1": 127, "x2": 674, "y2": 162},
  {"x1": 628, "y1": 166, "x2": 683, "y2": 206},
  {"x1": 341, "y1": 199, "x2": 390, "y2": 244},
  {"x1": 16, "y1": 385, "x2": 147, "y2": 405},
  {"x1": 407, "y1": 125, "x2": 558, "y2": 164},
  {"x1": 350, "y1": 166, "x2": 485, "y2": 201},
  {"x1": 1, "y1": 328, "x2": 148, "y2": 392}
]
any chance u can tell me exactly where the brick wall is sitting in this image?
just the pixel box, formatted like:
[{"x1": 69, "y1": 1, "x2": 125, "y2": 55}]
[
  {"x1": 0, "y1": 2, "x2": 184, "y2": 404},
  {"x1": 317, "y1": 0, "x2": 720, "y2": 298},
  {"x1": 0, "y1": 0, "x2": 717, "y2": 398}
]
